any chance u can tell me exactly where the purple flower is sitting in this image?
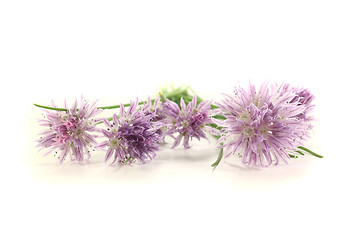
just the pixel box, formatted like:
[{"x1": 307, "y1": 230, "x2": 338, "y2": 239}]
[
  {"x1": 97, "y1": 98, "x2": 162, "y2": 165},
  {"x1": 142, "y1": 96, "x2": 165, "y2": 122},
  {"x1": 215, "y1": 82, "x2": 314, "y2": 167},
  {"x1": 36, "y1": 97, "x2": 102, "y2": 163},
  {"x1": 282, "y1": 84, "x2": 315, "y2": 124},
  {"x1": 141, "y1": 96, "x2": 167, "y2": 142},
  {"x1": 161, "y1": 95, "x2": 220, "y2": 148}
]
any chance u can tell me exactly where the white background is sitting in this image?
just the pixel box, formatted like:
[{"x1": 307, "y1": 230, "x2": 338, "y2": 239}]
[{"x1": 1, "y1": 0, "x2": 359, "y2": 239}]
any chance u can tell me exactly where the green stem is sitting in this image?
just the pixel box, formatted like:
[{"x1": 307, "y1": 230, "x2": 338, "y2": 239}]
[
  {"x1": 295, "y1": 150, "x2": 305, "y2": 156},
  {"x1": 34, "y1": 100, "x2": 156, "y2": 112},
  {"x1": 33, "y1": 104, "x2": 67, "y2": 111},
  {"x1": 297, "y1": 146, "x2": 323, "y2": 158},
  {"x1": 211, "y1": 144, "x2": 224, "y2": 168},
  {"x1": 34, "y1": 87, "x2": 205, "y2": 112},
  {"x1": 98, "y1": 103, "x2": 131, "y2": 109},
  {"x1": 100, "y1": 99, "x2": 157, "y2": 110}
]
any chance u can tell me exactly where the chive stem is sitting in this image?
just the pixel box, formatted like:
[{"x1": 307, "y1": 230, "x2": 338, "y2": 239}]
[
  {"x1": 33, "y1": 104, "x2": 67, "y2": 111},
  {"x1": 211, "y1": 145, "x2": 224, "y2": 168},
  {"x1": 297, "y1": 146, "x2": 323, "y2": 158}
]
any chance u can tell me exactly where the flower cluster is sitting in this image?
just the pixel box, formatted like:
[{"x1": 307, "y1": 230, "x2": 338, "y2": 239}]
[
  {"x1": 35, "y1": 82, "x2": 322, "y2": 168},
  {"x1": 36, "y1": 97, "x2": 102, "y2": 163},
  {"x1": 97, "y1": 99, "x2": 163, "y2": 165},
  {"x1": 161, "y1": 95, "x2": 219, "y2": 148},
  {"x1": 215, "y1": 82, "x2": 315, "y2": 166}
]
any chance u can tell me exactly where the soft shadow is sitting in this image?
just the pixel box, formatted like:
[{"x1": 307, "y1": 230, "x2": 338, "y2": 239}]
[
  {"x1": 212, "y1": 156, "x2": 318, "y2": 189},
  {"x1": 156, "y1": 147, "x2": 218, "y2": 162}
]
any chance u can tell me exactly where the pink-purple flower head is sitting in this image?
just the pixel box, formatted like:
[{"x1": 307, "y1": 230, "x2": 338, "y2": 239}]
[
  {"x1": 281, "y1": 83, "x2": 315, "y2": 124},
  {"x1": 161, "y1": 95, "x2": 220, "y2": 149},
  {"x1": 97, "y1": 98, "x2": 163, "y2": 165},
  {"x1": 36, "y1": 97, "x2": 102, "y2": 163},
  {"x1": 215, "y1": 82, "x2": 315, "y2": 167},
  {"x1": 141, "y1": 96, "x2": 167, "y2": 142},
  {"x1": 141, "y1": 96, "x2": 166, "y2": 122}
]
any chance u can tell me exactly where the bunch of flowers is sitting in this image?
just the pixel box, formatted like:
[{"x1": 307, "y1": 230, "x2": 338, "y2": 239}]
[{"x1": 35, "y1": 82, "x2": 322, "y2": 168}]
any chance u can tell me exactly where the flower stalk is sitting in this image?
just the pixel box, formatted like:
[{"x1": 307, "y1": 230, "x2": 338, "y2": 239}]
[{"x1": 297, "y1": 146, "x2": 323, "y2": 158}]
